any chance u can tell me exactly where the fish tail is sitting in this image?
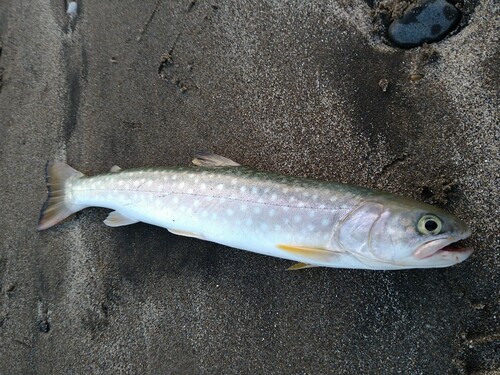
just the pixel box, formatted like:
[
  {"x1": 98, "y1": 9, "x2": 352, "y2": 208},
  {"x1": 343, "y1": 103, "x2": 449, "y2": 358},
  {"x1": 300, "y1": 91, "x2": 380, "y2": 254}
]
[{"x1": 38, "y1": 161, "x2": 85, "y2": 230}]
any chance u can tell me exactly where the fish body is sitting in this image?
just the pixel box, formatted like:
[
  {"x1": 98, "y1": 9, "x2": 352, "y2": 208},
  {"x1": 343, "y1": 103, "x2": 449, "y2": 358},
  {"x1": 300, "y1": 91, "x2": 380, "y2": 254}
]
[{"x1": 38, "y1": 154, "x2": 473, "y2": 270}]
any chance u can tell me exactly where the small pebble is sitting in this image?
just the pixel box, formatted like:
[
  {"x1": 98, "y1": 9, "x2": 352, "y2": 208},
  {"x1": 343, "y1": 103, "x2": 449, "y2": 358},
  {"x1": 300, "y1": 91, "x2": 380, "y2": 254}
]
[
  {"x1": 378, "y1": 78, "x2": 389, "y2": 92},
  {"x1": 67, "y1": 1, "x2": 78, "y2": 17},
  {"x1": 409, "y1": 73, "x2": 424, "y2": 82},
  {"x1": 388, "y1": 0, "x2": 460, "y2": 48},
  {"x1": 38, "y1": 319, "x2": 50, "y2": 333}
]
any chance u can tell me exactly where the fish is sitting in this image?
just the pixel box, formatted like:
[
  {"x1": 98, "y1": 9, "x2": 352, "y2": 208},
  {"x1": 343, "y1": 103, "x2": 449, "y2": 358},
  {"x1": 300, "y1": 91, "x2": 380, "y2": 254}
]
[{"x1": 38, "y1": 153, "x2": 473, "y2": 270}]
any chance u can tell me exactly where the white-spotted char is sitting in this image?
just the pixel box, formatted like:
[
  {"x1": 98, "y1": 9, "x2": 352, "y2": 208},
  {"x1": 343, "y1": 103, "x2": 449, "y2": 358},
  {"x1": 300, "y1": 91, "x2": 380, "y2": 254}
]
[{"x1": 38, "y1": 153, "x2": 473, "y2": 270}]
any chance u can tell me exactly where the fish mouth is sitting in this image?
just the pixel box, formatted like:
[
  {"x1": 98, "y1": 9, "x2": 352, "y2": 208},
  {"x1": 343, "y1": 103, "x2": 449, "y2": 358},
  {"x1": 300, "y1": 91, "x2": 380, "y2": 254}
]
[{"x1": 414, "y1": 232, "x2": 473, "y2": 264}]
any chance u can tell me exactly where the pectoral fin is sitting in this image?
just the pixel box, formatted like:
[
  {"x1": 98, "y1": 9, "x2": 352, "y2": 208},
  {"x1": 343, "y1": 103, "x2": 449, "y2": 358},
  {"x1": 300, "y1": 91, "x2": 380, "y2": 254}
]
[
  {"x1": 167, "y1": 228, "x2": 204, "y2": 240},
  {"x1": 192, "y1": 152, "x2": 241, "y2": 167},
  {"x1": 104, "y1": 211, "x2": 139, "y2": 227},
  {"x1": 277, "y1": 244, "x2": 340, "y2": 263},
  {"x1": 287, "y1": 262, "x2": 318, "y2": 271}
]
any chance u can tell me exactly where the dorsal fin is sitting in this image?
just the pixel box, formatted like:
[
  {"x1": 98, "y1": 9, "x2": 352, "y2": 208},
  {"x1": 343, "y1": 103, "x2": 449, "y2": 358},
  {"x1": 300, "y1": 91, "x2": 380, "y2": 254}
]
[{"x1": 192, "y1": 152, "x2": 241, "y2": 167}]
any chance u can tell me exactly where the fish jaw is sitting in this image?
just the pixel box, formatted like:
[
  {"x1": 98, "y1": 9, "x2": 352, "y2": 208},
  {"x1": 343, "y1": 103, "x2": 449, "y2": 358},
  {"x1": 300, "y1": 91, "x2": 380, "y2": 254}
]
[{"x1": 411, "y1": 232, "x2": 474, "y2": 268}]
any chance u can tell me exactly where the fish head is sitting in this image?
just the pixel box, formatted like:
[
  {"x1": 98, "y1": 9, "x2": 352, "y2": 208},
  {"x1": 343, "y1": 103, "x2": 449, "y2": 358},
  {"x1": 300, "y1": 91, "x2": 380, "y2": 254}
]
[{"x1": 336, "y1": 195, "x2": 473, "y2": 269}]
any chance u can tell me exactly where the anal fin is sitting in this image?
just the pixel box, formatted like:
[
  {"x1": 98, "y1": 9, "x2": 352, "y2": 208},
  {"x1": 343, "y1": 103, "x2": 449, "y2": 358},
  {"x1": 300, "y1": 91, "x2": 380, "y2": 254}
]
[
  {"x1": 167, "y1": 228, "x2": 204, "y2": 240},
  {"x1": 104, "y1": 211, "x2": 139, "y2": 227}
]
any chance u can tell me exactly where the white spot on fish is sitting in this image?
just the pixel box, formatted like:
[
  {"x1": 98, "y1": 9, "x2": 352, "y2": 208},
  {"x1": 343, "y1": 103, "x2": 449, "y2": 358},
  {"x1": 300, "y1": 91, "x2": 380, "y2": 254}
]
[
  {"x1": 240, "y1": 186, "x2": 247, "y2": 193},
  {"x1": 173, "y1": 197, "x2": 179, "y2": 204},
  {"x1": 245, "y1": 218, "x2": 253, "y2": 226},
  {"x1": 172, "y1": 175, "x2": 177, "y2": 180},
  {"x1": 271, "y1": 194, "x2": 277, "y2": 201},
  {"x1": 240, "y1": 204, "x2": 247, "y2": 211},
  {"x1": 289, "y1": 196, "x2": 296, "y2": 202},
  {"x1": 321, "y1": 218, "x2": 330, "y2": 226},
  {"x1": 274, "y1": 224, "x2": 282, "y2": 231},
  {"x1": 253, "y1": 207, "x2": 261, "y2": 214},
  {"x1": 251, "y1": 187, "x2": 258, "y2": 194},
  {"x1": 307, "y1": 224, "x2": 315, "y2": 231},
  {"x1": 231, "y1": 179, "x2": 237, "y2": 185},
  {"x1": 179, "y1": 182, "x2": 185, "y2": 189},
  {"x1": 260, "y1": 223, "x2": 268, "y2": 231},
  {"x1": 187, "y1": 188, "x2": 194, "y2": 194},
  {"x1": 211, "y1": 212, "x2": 218, "y2": 220},
  {"x1": 297, "y1": 202, "x2": 305, "y2": 207},
  {"x1": 269, "y1": 209, "x2": 276, "y2": 217},
  {"x1": 201, "y1": 183, "x2": 207, "y2": 190},
  {"x1": 217, "y1": 184, "x2": 224, "y2": 190},
  {"x1": 308, "y1": 211, "x2": 316, "y2": 218},
  {"x1": 282, "y1": 188, "x2": 289, "y2": 194},
  {"x1": 193, "y1": 200, "x2": 200, "y2": 207},
  {"x1": 146, "y1": 180, "x2": 153, "y2": 187},
  {"x1": 294, "y1": 215, "x2": 301, "y2": 223},
  {"x1": 226, "y1": 208, "x2": 234, "y2": 216}
]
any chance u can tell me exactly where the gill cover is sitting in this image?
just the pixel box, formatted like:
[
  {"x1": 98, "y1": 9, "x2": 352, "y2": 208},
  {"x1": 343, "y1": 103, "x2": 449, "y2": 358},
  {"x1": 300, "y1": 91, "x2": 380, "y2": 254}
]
[{"x1": 337, "y1": 202, "x2": 384, "y2": 256}]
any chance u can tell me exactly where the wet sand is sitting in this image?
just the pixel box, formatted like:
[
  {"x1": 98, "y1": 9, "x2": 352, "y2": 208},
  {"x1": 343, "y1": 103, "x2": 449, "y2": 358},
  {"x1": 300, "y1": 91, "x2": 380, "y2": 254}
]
[{"x1": 0, "y1": 1, "x2": 498, "y2": 373}]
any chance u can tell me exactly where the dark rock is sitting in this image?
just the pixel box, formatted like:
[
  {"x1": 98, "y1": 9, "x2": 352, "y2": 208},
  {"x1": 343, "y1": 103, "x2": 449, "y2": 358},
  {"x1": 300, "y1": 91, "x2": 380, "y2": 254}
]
[
  {"x1": 38, "y1": 320, "x2": 50, "y2": 333},
  {"x1": 388, "y1": 0, "x2": 461, "y2": 48}
]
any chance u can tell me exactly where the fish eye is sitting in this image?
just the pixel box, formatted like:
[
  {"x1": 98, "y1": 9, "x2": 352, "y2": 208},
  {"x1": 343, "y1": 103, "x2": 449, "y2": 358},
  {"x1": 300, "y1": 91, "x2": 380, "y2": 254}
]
[{"x1": 418, "y1": 214, "x2": 442, "y2": 235}]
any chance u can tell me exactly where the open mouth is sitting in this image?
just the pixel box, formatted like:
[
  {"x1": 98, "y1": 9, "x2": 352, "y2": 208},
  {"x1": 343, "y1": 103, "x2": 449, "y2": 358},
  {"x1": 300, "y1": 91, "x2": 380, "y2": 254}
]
[
  {"x1": 433, "y1": 243, "x2": 474, "y2": 263},
  {"x1": 438, "y1": 244, "x2": 472, "y2": 253},
  {"x1": 415, "y1": 234, "x2": 473, "y2": 260}
]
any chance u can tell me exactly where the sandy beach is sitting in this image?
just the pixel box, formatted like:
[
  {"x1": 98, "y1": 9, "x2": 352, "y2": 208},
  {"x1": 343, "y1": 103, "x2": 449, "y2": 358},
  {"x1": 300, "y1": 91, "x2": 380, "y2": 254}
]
[{"x1": 0, "y1": 1, "x2": 498, "y2": 373}]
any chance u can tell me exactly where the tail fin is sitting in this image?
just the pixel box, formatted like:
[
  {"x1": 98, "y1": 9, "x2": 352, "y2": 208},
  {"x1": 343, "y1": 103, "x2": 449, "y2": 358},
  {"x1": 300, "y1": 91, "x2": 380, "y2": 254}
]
[{"x1": 38, "y1": 162, "x2": 84, "y2": 230}]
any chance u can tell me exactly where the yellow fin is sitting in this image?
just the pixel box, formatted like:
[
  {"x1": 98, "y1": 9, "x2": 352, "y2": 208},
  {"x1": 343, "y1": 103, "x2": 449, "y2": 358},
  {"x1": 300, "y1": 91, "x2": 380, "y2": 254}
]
[
  {"x1": 277, "y1": 244, "x2": 340, "y2": 263},
  {"x1": 167, "y1": 228, "x2": 204, "y2": 240},
  {"x1": 287, "y1": 262, "x2": 317, "y2": 271}
]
